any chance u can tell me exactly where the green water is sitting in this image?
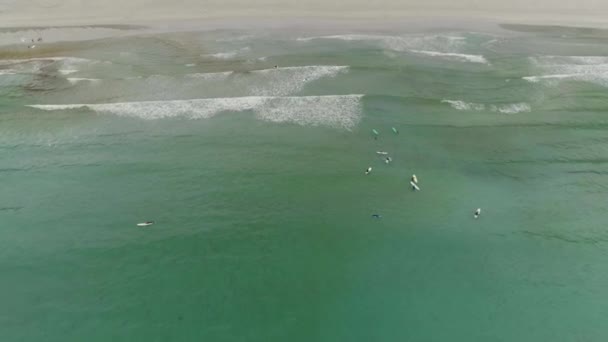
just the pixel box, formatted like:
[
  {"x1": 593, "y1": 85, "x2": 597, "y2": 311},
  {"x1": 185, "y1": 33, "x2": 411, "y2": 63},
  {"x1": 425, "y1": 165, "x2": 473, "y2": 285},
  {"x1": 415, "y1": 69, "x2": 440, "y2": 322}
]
[{"x1": 1, "y1": 24, "x2": 608, "y2": 341}]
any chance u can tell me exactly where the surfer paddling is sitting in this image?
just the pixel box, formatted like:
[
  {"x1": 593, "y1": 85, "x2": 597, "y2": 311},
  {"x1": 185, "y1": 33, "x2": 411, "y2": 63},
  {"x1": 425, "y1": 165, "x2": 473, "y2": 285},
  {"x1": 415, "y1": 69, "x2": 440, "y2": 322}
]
[
  {"x1": 474, "y1": 208, "x2": 481, "y2": 219},
  {"x1": 410, "y1": 174, "x2": 420, "y2": 191},
  {"x1": 365, "y1": 167, "x2": 372, "y2": 175}
]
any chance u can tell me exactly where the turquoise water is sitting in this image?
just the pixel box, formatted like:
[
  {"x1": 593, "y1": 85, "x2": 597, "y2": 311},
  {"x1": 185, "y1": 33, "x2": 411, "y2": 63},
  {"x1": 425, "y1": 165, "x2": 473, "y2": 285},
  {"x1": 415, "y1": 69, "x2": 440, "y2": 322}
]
[{"x1": 2, "y1": 24, "x2": 608, "y2": 341}]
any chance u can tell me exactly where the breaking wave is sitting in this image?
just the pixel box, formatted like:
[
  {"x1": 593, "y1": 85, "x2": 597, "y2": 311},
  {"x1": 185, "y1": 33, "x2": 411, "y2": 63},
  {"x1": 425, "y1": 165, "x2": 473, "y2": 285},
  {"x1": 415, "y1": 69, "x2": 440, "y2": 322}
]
[
  {"x1": 525, "y1": 56, "x2": 608, "y2": 87},
  {"x1": 442, "y1": 100, "x2": 531, "y2": 114},
  {"x1": 27, "y1": 95, "x2": 364, "y2": 129}
]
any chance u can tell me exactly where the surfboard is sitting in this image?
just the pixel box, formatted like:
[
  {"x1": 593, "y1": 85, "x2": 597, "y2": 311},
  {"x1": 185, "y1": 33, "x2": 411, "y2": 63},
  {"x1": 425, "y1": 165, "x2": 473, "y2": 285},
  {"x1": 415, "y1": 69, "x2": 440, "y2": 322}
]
[
  {"x1": 392, "y1": 127, "x2": 398, "y2": 134},
  {"x1": 376, "y1": 151, "x2": 388, "y2": 155},
  {"x1": 372, "y1": 129, "x2": 379, "y2": 135},
  {"x1": 410, "y1": 181, "x2": 420, "y2": 191},
  {"x1": 137, "y1": 222, "x2": 154, "y2": 227}
]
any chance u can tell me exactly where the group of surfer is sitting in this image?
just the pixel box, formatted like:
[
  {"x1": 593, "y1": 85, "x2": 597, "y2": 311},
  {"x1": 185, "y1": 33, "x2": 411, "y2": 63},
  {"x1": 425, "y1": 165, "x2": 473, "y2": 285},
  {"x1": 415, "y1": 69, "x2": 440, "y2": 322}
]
[
  {"x1": 23, "y1": 37, "x2": 43, "y2": 49},
  {"x1": 368, "y1": 128, "x2": 481, "y2": 220},
  {"x1": 138, "y1": 127, "x2": 481, "y2": 227}
]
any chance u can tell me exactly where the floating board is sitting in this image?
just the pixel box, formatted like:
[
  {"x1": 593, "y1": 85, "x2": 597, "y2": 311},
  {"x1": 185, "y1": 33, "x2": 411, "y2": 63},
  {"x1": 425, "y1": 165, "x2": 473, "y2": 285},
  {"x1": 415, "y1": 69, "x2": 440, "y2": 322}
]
[
  {"x1": 372, "y1": 129, "x2": 379, "y2": 135},
  {"x1": 137, "y1": 222, "x2": 154, "y2": 227},
  {"x1": 392, "y1": 127, "x2": 398, "y2": 134},
  {"x1": 376, "y1": 151, "x2": 388, "y2": 155},
  {"x1": 410, "y1": 181, "x2": 420, "y2": 191}
]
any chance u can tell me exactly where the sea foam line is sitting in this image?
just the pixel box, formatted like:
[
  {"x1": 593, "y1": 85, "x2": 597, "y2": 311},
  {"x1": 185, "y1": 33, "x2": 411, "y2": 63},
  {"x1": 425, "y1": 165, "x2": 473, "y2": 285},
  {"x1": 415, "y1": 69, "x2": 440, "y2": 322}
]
[
  {"x1": 296, "y1": 34, "x2": 486, "y2": 64},
  {"x1": 442, "y1": 99, "x2": 531, "y2": 114},
  {"x1": 187, "y1": 65, "x2": 348, "y2": 78},
  {"x1": 66, "y1": 78, "x2": 101, "y2": 84},
  {"x1": 522, "y1": 74, "x2": 579, "y2": 83},
  {"x1": 0, "y1": 56, "x2": 95, "y2": 66},
  {"x1": 203, "y1": 47, "x2": 251, "y2": 60},
  {"x1": 411, "y1": 50, "x2": 488, "y2": 64},
  {"x1": 27, "y1": 95, "x2": 364, "y2": 129}
]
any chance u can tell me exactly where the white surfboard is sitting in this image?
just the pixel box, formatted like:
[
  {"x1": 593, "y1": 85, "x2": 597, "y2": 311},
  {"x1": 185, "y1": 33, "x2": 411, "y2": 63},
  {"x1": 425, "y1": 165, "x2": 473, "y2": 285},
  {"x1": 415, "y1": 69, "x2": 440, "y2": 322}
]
[
  {"x1": 376, "y1": 151, "x2": 388, "y2": 155},
  {"x1": 137, "y1": 222, "x2": 154, "y2": 227},
  {"x1": 410, "y1": 181, "x2": 420, "y2": 191}
]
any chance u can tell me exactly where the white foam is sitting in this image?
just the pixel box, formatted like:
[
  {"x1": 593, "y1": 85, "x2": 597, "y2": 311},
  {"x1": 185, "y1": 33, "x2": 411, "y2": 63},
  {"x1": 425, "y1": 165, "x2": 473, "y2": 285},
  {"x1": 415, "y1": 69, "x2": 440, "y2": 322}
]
[
  {"x1": 411, "y1": 50, "x2": 488, "y2": 64},
  {"x1": 529, "y1": 56, "x2": 608, "y2": 87},
  {"x1": 186, "y1": 65, "x2": 348, "y2": 96},
  {"x1": 27, "y1": 95, "x2": 364, "y2": 129},
  {"x1": 532, "y1": 56, "x2": 608, "y2": 66},
  {"x1": 491, "y1": 103, "x2": 531, "y2": 114},
  {"x1": 523, "y1": 74, "x2": 579, "y2": 83},
  {"x1": 442, "y1": 100, "x2": 530, "y2": 114},
  {"x1": 255, "y1": 95, "x2": 362, "y2": 128},
  {"x1": 297, "y1": 34, "x2": 486, "y2": 64},
  {"x1": 249, "y1": 65, "x2": 348, "y2": 96},
  {"x1": 204, "y1": 47, "x2": 250, "y2": 60},
  {"x1": 58, "y1": 69, "x2": 78, "y2": 75},
  {"x1": 297, "y1": 34, "x2": 465, "y2": 51},
  {"x1": 441, "y1": 100, "x2": 485, "y2": 111},
  {"x1": 297, "y1": 34, "x2": 386, "y2": 42},
  {"x1": 66, "y1": 78, "x2": 101, "y2": 84},
  {"x1": 207, "y1": 51, "x2": 238, "y2": 59},
  {"x1": 0, "y1": 70, "x2": 16, "y2": 75},
  {"x1": 185, "y1": 71, "x2": 233, "y2": 80}
]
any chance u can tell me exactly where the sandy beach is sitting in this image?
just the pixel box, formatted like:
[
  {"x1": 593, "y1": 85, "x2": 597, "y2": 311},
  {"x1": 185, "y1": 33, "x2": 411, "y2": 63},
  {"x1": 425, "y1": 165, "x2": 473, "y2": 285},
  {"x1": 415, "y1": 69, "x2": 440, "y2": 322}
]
[{"x1": 1, "y1": 0, "x2": 608, "y2": 29}]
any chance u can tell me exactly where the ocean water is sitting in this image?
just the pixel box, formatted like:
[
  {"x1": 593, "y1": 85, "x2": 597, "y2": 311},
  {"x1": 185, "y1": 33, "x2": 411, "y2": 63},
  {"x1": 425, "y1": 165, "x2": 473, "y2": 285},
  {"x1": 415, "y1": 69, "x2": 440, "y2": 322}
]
[{"x1": 2, "y1": 23, "x2": 608, "y2": 341}]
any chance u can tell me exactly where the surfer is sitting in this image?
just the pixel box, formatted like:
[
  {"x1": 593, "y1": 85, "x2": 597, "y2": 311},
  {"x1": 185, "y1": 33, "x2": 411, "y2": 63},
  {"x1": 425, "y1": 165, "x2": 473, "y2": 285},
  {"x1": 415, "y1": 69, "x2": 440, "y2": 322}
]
[
  {"x1": 365, "y1": 167, "x2": 372, "y2": 175},
  {"x1": 371, "y1": 214, "x2": 382, "y2": 219},
  {"x1": 474, "y1": 208, "x2": 481, "y2": 219},
  {"x1": 385, "y1": 157, "x2": 392, "y2": 164},
  {"x1": 411, "y1": 174, "x2": 418, "y2": 184}
]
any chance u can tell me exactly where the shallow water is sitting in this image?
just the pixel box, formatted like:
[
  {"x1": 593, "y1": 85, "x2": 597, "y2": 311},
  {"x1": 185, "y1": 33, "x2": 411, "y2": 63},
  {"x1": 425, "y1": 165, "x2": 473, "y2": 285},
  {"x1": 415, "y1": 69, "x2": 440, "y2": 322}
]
[{"x1": 2, "y1": 24, "x2": 608, "y2": 341}]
